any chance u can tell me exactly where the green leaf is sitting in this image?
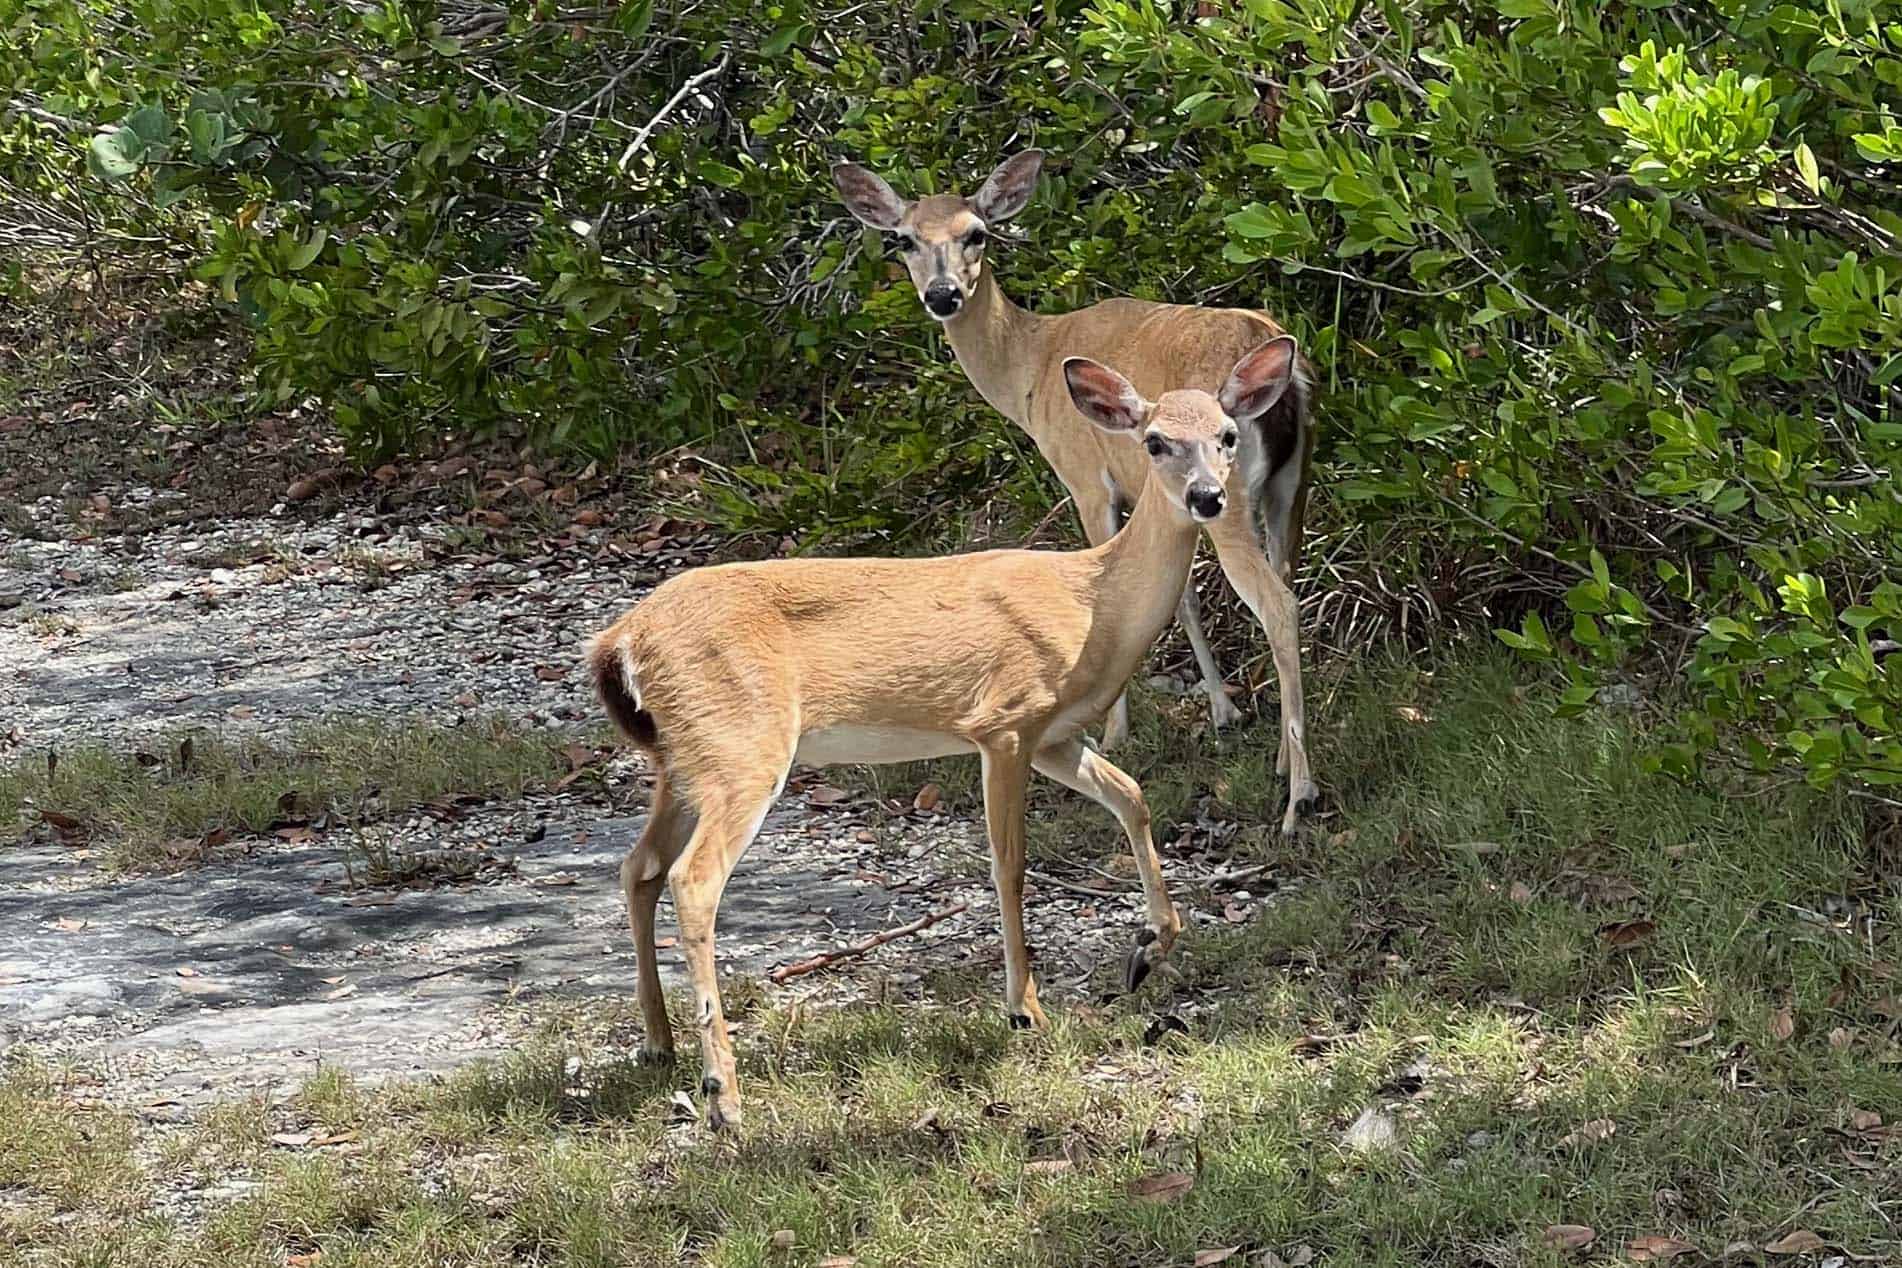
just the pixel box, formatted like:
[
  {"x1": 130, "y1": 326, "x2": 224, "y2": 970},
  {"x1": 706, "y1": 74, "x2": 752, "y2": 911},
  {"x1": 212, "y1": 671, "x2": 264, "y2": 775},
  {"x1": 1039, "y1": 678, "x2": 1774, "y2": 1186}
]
[
  {"x1": 87, "y1": 129, "x2": 144, "y2": 181},
  {"x1": 619, "y1": 0, "x2": 655, "y2": 41},
  {"x1": 1224, "y1": 206, "x2": 1276, "y2": 239},
  {"x1": 698, "y1": 160, "x2": 745, "y2": 189},
  {"x1": 124, "y1": 104, "x2": 170, "y2": 145},
  {"x1": 1794, "y1": 142, "x2": 1820, "y2": 195},
  {"x1": 1365, "y1": 99, "x2": 1400, "y2": 129},
  {"x1": 760, "y1": 23, "x2": 804, "y2": 57},
  {"x1": 286, "y1": 227, "x2": 328, "y2": 271}
]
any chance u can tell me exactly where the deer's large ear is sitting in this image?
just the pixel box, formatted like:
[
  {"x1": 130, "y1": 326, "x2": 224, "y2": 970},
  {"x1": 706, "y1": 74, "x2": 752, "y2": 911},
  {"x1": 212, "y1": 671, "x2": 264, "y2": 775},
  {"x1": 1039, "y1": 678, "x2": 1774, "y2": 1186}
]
[
  {"x1": 972, "y1": 149, "x2": 1044, "y2": 222},
  {"x1": 1218, "y1": 335, "x2": 1300, "y2": 422},
  {"x1": 832, "y1": 162, "x2": 908, "y2": 231},
  {"x1": 1063, "y1": 357, "x2": 1151, "y2": 434}
]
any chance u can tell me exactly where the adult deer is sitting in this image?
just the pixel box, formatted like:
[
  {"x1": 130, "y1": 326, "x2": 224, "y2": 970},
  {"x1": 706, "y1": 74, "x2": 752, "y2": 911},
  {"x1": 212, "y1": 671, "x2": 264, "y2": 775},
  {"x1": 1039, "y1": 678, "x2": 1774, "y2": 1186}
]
[
  {"x1": 589, "y1": 337, "x2": 1302, "y2": 1130},
  {"x1": 832, "y1": 150, "x2": 1318, "y2": 831}
]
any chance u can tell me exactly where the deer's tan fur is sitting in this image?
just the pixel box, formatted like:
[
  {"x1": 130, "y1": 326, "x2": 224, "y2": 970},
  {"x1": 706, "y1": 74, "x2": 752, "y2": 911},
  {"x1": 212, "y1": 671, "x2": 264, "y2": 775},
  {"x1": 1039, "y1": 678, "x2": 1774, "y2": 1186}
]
[
  {"x1": 589, "y1": 339, "x2": 1300, "y2": 1131},
  {"x1": 834, "y1": 152, "x2": 1319, "y2": 831}
]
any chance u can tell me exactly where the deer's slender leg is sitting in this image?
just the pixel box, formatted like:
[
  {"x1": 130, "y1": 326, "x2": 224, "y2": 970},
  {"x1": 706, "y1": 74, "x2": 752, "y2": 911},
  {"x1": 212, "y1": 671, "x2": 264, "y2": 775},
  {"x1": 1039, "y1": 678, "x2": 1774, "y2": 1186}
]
[
  {"x1": 978, "y1": 737, "x2": 1046, "y2": 1029},
  {"x1": 622, "y1": 774, "x2": 696, "y2": 1063},
  {"x1": 667, "y1": 761, "x2": 787, "y2": 1131},
  {"x1": 1177, "y1": 582, "x2": 1242, "y2": 730},
  {"x1": 1032, "y1": 738, "x2": 1181, "y2": 990},
  {"x1": 1206, "y1": 511, "x2": 1316, "y2": 835}
]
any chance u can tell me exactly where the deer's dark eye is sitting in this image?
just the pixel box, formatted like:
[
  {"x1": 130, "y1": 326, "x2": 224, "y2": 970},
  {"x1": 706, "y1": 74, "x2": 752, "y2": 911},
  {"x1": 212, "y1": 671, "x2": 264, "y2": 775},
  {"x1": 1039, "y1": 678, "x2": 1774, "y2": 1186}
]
[
  {"x1": 1144, "y1": 435, "x2": 1167, "y2": 457},
  {"x1": 893, "y1": 234, "x2": 917, "y2": 253},
  {"x1": 963, "y1": 228, "x2": 987, "y2": 249}
]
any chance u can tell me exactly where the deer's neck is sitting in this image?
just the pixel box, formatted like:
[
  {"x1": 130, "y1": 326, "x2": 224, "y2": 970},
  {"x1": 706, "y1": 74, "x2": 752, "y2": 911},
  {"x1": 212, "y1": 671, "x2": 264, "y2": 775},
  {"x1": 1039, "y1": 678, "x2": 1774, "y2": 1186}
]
[
  {"x1": 940, "y1": 266, "x2": 1048, "y2": 430},
  {"x1": 1086, "y1": 478, "x2": 1199, "y2": 667}
]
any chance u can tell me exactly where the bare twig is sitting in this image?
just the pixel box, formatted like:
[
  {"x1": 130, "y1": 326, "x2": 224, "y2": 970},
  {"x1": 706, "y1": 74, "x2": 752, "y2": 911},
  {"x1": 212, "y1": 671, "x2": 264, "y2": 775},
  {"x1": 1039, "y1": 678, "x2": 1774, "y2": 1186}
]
[
  {"x1": 616, "y1": 51, "x2": 730, "y2": 172},
  {"x1": 1027, "y1": 867, "x2": 1128, "y2": 898},
  {"x1": 767, "y1": 902, "x2": 969, "y2": 983}
]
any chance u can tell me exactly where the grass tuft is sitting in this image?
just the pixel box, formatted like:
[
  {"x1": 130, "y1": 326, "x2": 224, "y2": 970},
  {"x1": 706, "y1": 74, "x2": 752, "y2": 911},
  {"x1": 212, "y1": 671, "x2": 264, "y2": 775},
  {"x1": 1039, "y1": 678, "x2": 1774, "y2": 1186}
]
[{"x1": 0, "y1": 718, "x2": 570, "y2": 869}]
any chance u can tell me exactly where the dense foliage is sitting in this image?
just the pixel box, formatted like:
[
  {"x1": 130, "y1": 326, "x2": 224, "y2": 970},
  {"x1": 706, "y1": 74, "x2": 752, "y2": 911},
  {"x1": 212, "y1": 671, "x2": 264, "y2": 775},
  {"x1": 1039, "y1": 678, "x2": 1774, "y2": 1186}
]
[{"x1": 3, "y1": 0, "x2": 1900, "y2": 790}]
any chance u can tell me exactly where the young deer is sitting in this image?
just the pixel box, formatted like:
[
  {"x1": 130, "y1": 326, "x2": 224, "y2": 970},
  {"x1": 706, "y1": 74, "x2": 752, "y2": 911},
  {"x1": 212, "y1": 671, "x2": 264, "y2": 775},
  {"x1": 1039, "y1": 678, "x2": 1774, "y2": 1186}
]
[
  {"x1": 589, "y1": 337, "x2": 1301, "y2": 1130},
  {"x1": 832, "y1": 150, "x2": 1319, "y2": 832}
]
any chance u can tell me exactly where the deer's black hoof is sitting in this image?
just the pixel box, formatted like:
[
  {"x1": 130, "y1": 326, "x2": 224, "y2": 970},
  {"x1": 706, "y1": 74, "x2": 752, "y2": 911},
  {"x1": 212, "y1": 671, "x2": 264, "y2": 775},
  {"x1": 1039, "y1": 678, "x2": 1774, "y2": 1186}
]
[
  {"x1": 1008, "y1": 1012, "x2": 1034, "y2": 1031},
  {"x1": 1125, "y1": 942, "x2": 1154, "y2": 993}
]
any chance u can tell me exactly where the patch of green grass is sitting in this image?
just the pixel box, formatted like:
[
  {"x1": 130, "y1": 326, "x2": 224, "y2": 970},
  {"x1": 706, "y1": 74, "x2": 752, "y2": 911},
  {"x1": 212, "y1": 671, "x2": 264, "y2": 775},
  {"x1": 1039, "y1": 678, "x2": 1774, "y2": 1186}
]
[
  {"x1": 2, "y1": 652, "x2": 1898, "y2": 1264},
  {"x1": 6, "y1": 607, "x2": 82, "y2": 639},
  {"x1": 0, "y1": 718, "x2": 569, "y2": 869}
]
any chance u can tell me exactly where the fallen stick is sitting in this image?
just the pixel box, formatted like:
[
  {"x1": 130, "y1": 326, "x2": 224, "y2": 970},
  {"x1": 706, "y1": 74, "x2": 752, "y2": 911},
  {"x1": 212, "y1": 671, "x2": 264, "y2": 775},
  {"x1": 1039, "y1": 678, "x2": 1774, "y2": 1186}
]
[
  {"x1": 1028, "y1": 867, "x2": 1125, "y2": 899},
  {"x1": 768, "y1": 902, "x2": 969, "y2": 984}
]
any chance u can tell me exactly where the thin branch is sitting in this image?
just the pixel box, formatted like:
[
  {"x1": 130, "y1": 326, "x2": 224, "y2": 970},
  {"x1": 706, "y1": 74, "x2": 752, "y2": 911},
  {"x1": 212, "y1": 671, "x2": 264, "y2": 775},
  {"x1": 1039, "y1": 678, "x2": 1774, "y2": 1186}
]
[
  {"x1": 768, "y1": 902, "x2": 969, "y2": 983},
  {"x1": 616, "y1": 51, "x2": 729, "y2": 172},
  {"x1": 1592, "y1": 174, "x2": 1776, "y2": 250}
]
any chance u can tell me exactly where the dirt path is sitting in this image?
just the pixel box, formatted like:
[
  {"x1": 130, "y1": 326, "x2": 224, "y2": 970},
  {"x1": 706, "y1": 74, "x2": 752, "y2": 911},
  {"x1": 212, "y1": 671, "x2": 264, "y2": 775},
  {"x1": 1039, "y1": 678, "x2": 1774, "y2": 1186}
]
[{"x1": 2, "y1": 502, "x2": 1179, "y2": 1104}]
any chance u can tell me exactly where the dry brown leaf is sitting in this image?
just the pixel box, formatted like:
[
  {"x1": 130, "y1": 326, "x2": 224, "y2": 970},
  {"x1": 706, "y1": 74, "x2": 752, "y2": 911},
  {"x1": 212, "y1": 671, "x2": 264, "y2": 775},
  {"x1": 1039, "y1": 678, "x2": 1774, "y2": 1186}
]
[
  {"x1": 655, "y1": 936, "x2": 677, "y2": 949},
  {"x1": 51, "y1": 917, "x2": 87, "y2": 933},
  {"x1": 1394, "y1": 705, "x2": 1430, "y2": 723},
  {"x1": 1828, "y1": 1026, "x2": 1855, "y2": 1049},
  {"x1": 1764, "y1": 1230, "x2": 1827, "y2": 1255},
  {"x1": 311, "y1": 1130, "x2": 359, "y2": 1147},
  {"x1": 815, "y1": 1258, "x2": 857, "y2": 1268},
  {"x1": 913, "y1": 782, "x2": 942, "y2": 812},
  {"x1": 574, "y1": 509, "x2": 605, "y2": 527},
  {"x1": 324, "y1": 984, "x2": 357, "y2": 1001},
  {"x1": 175, "y1": 966, "x2": 198, "y2": 978},
  {"x1": 1509, "y1": 881, "x2": 1534, "y2": 905},
  {"x1": 768, "y1": 1229, "x2": 795, "y2": 1251},
  {"x1": 533, "y1": 664, "x2": 569, "y2": 682},
  {"x1": 1770, "y1": 1007, "x2": 1795, "y2": 1041},
  {"x1": 319, "y1": 975, "x2": 345, "y2": 985},
  {"x1": 1597, "y1": 918, "x2": 1657, "y2": 949},
  {"x1": 1194, "y1": 1248, "x2": 1241, "y2": 1266},
  {"x1": 1542, "y1": 1224, "x2": 1596, "y2": 1251},
  {"x1": 1025, "y1": 1157, "x2": 1073, "y2": 1176},
  {"x1": 1627, "y1": 1234, "x2": 1697, "y2": 1261},
  {"x1": 286, "y1": 1253, "x2": 323, "y2": 1268},
  {"x1": 1127, "y1": 1171, "x2": 1194, "y2": 1203},
  {"x1": 271, "y1": 1132, "x2": 313, "y2": 1148},
  {"x1": 285, "y1": 477, "x2": 321, "y2": 502},
  {"x1": 1849, "y1": 1108, "x2": 1882, "y2": 1131},
  {"x1": 806, "y1": 784, "x2": 850, "y2": 807},
  {"x1": 1557, "y1": 1118, "x2": 1616, "y2": 1148}
]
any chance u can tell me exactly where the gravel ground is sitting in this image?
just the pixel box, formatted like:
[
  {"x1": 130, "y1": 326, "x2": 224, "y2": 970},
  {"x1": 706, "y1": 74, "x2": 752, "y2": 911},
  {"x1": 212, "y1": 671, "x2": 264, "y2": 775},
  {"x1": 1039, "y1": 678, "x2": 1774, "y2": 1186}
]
[{"x1": 2, "y1": 496, "x2": 1264, "y2": 1107}]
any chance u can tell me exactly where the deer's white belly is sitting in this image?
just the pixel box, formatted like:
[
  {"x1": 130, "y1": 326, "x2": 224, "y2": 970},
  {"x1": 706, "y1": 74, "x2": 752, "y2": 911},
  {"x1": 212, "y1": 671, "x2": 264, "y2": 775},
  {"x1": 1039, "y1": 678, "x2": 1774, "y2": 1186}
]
[{"x1": 794, "y1": 726, "x2": 978, "y2": 767}]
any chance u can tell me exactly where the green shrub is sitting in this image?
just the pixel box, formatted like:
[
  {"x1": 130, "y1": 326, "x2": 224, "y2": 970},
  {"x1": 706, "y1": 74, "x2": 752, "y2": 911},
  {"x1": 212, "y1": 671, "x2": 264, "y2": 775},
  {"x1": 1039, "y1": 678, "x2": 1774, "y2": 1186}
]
[{"x1": 2, "y1": 0, "x2": 1898, "y2": 789}]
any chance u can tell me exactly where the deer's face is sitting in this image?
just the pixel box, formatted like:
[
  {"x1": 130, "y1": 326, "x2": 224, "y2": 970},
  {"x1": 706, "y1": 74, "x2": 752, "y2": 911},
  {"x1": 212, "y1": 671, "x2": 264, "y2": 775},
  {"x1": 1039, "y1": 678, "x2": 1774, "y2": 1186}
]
[
  {"x1": 833, "y1": 150, "x2": 1045, "y2": 324},
  {"x1": 1061, "y1": 335, "x2": 1302, "y2": 525},
  {"x1": 891, "y1": 196, "x2": 989, "y2": 320},
  {"x1": 1139, "y1": 394, "x2": 1240, "y2": 523}
]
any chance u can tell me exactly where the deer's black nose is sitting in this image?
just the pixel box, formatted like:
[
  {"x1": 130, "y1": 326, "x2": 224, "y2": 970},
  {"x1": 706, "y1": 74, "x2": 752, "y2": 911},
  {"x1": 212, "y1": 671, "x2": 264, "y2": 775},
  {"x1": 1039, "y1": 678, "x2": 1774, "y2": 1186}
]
[
  {"x1": 1187, "y1": 484, "x2": 1226, "y2": 521},
  {"x1": 923, "y1": 282, "x2": 963, "y2": 318}
]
